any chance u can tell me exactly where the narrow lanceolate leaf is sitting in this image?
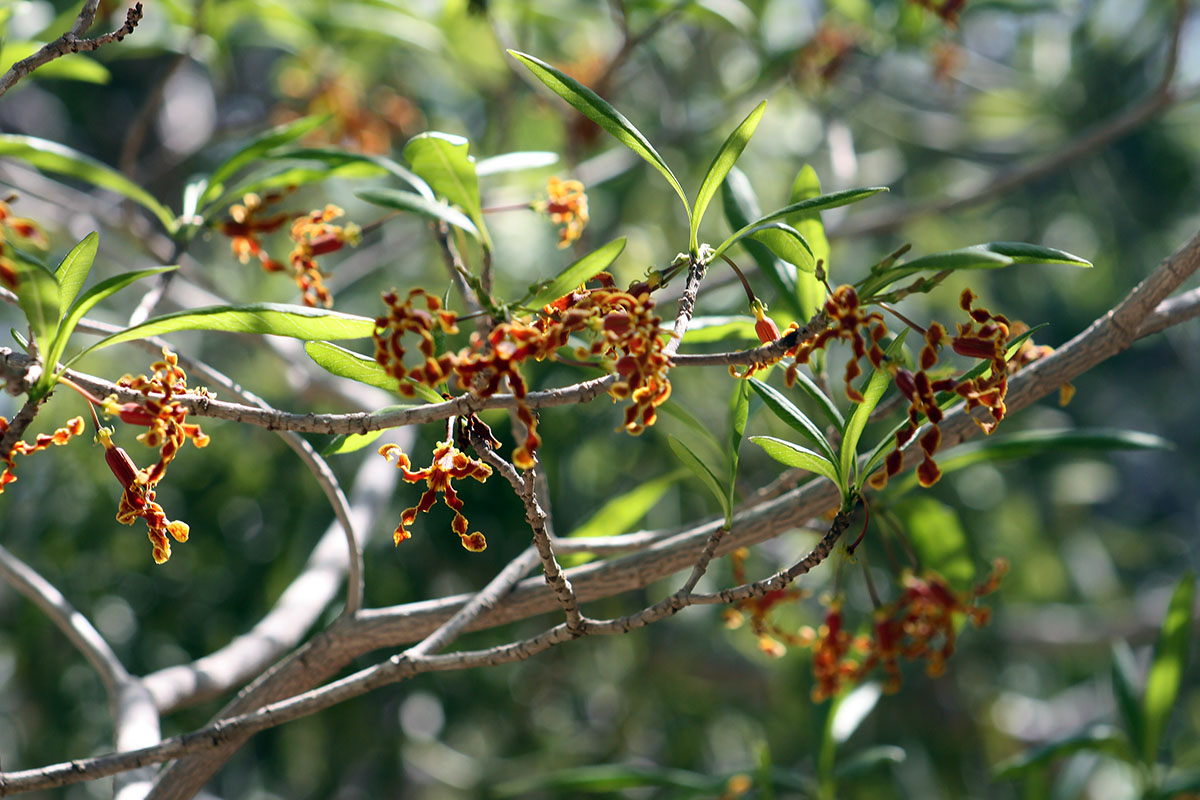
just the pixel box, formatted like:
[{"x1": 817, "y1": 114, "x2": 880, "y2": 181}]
[
  {"x1": 1142, "y1": 571, "x2": 1196, "y2": 763},
  {"x1": 661, "y1": 401, "x2": 723, "y2": 462},
  {"x1": 748, "y1": 378, "x2": 837, "y2": 464},
  {"x1": 1111, "y1": 641, "x2": 1145, "y2": 756},
  {"x1": 788, "y1": 165, "x2": 831, "y2": 320},
  {"x1": 858, "y1": 241, "x2": 1092, "y2": 299},
  {"x1": 358, "y1": 188, "x2": 480, "y2": 237},
  {"x1": 728, "y1": 379, "x2": 751, "y2": 512},
  {"x1": 750, "y1": 436, "x2": 840, "y2": 485},
  {"x1": 993, "y1": 726, "x2": 1130, "y2": 780},
  {"x1": 198, "y1": 114, "x2": 330, "y2": 209},
  {"x1": 712, "y1": 186, "x2": 888, "y2": 263},
  {"x1": 525, "y1": 237, "x2": 626, "y2": 308},
  {"x1": 720, "y1": 168, "x2": 803, "y2": 319},
  {"x1": 475, "y1": 150, "x2": 559, "y2": 176},
  {"x1": 789, "y1": 369, "x2": 845, "y2": 429},
  {"x1": 53, "y1": 232, "x2": 98, "y2": 319},
  {"x1": 0, "y1": 135, "x2": 177, "y2": 231},
  {"x1": 72, "y1": 304, "x2": 376, "y2": 363},
  {"x1": 691, "y1": 100, "x2": 767, "y2": 253},
  {"x1": 509, "y1": 50, "x2": 690, "y2": 215},
  {"x1": 747, "y1": 223, "x2": 816, "y2": 274},
  {"x1": 49, "y1": 266, "x2": 177, "y2": 376},
  {"x1": 11, "y1": 256, "x2": 60, "y2": 357},
  {"x1": 208, "y1": 162, "x2": 385, "y2": 217},
  {"x1": 268, "y1": 147, "x2": 432, "y2": 198},
  {"x1": 402, "y1": 132, "x2": 491, "y2": 248},
  {"x1": 669, "y1": 434, "x2": 731, "y2": 523},
  {"x1": 323, "y1": 430, "x2": 385, "y2": 456},
  {"x1": 841, "y1": 331, "x2": 907, "y2": 491},
  {"x1": 305, "y1": 341, "x2": 400, "y2": 393}
]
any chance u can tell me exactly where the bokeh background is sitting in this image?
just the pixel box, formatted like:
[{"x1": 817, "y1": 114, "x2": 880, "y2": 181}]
[{"x1": 1, "y1": 0, "x2": 1198, "y2": 797}]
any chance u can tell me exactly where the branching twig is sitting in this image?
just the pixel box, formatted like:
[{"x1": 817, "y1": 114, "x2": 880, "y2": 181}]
[{"x1": 0, "y1": 2, "x2": 144, "y2": 101}]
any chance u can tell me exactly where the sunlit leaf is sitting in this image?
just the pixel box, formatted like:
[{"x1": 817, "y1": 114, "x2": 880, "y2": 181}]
[
  {"x1": 10, "y1": 256, "x2": 60, "y2": 359},
  {"x1": 691, "y1": 100, "x2": 766, "y2": 252},
  {"x1": 728, "y1": 379, "x2": 751, "y2": 511},
  {"x1": 72, "y1": 303, "x2": 376, "y2": 364},
  {"x1": 358, "y1": 188, "x2": 479, "y2": 237},
  {"x1": 858, "y1": 242, "x2": 1092, "y2": 298},
  {"x1": 509, "y1": 50, "x2": 690, "y2": 214},
  {"x1": 53, "y1": 232, "x2": 98, "y2": 319},
  {"x1": 305, "y1": 340, "x2": 400, "y2": 392},
  {"x1": 788, "y1": 165, "x2": 831, "y2": 320},
  {"x1": 476, "y1": 150, "x2": 559, "y2": 176},
  {"x1": 323, "y1": 430, "x2": 384, "y2": 455},
  {"x1": 199, "y1": 115, "x2": 329, "y2": 209},
  {"x1": 681, "y1": 315, "x2": 758, "y2": 343},
  {"x1": 0, "y1": 134, "x2": 177, "y2": 231},
  {"x1": 748, "y1": 223, "x2": 816, "y2": 274},
  {"x1": 525, "y1": 238, "x2": 626, "y2": 308},
  {"x1": 750, "y1": 436, "x2": 840, "y2": 485},
  {"x1": 402, "y1": 132, "x2": 491, "y2": 248},
  {"x1": 0, "y1": 40, "x2": 111, "y2": 84},
  {"x1": 269, "y1": 147, "x2": 432, "y2": 197},
  {"x1": 748, "y1": 378, "x2": 837, "y2": 464},
  {"x1": 831, "y1": 682, "x2": 882, "y2": 744},
  {"x1": 712, "y1": 186, "x2": 887, "y2": 264},
  {"x1": 1142, "y1": 571, "x2": 1196, "y2": 763},
  {"x1": 841, "y1": 331, "x2": 907, "y2": 491}
]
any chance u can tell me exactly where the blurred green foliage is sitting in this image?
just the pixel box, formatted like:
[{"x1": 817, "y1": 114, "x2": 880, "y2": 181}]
[{"x1": 0, "y1": 0, "x2": 1198, "y2": 798}]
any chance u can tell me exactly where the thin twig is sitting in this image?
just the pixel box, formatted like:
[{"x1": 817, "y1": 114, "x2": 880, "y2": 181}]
[{"x1": 0, "y1": 2, "x2": 144, "y2": 100}]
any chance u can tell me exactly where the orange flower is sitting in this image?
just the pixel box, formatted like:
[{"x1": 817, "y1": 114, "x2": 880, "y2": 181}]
[
  {"x1": 373, "y1": 288, "x2": 461, "y2": 397},
  {"x1": 218, "y1": 192, "x2": 290, "y2": 272},
  {"x1": 104, "y1": 348, "x2": 210, "y2": 485},
  {"x1": 0, "y1": 195, "x2": 48, "y2": 290},
  {"x1": 96, "y1": 427, "x2": 190, "y2": 564},
  {"x1": 538, "y1": 176, "x2": 589, "y2": 248},
  {"x1": 788, "y1": 285, "x2": 887, "y2": 402},
  {"x1": 287, "y1": 204, "x2": 360, "y2": 307},
  {"x1": 0, "y1": 416, "x2": 85, "y2": 493},
  {"x1": 379, "y1": 440, "x2": 491, "y2": 551}
]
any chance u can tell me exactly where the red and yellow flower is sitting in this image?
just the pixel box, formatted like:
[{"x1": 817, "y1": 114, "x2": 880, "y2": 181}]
[{"x1": 379, "y1": 440, "x2": 491, "y2": 551}]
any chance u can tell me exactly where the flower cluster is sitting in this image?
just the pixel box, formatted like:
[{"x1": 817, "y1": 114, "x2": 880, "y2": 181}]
[
  {"x1": 219, "y1": 191, "x2": 290, "y2": 272},
  {"x1": 722, "y1": 547, "x2": 807, "y2": 658},
  {"x1": 794, "y1": 561, "x2": 1006, "y2": 701},
  {"x1": 97, "y1": 427, "x2": 190, "y2": 564},
  {"x1": 0, "y1": 195, "x2": 48, "y2": 290},
  {"x1": 219, "y1": 196, "x2": 360, "y2": 307},
  {"x1": 788, "y1": 285, "x2": 888, "y2": 402},
  {"x1": 0, "y1": 416, "x2": 85, "y2": 493},
  {"x1": 373, "y1": 288, "x2": 461, "y2": 397},
  {"x1": 379, "y1": 440, "x2": 491, "y2": 551},
  {"x1": 536, "y1": 176, "x2": 589, "y2": 248},
  {"x1": 104, "y1": 348, "x2": 211, "y2": 486}
]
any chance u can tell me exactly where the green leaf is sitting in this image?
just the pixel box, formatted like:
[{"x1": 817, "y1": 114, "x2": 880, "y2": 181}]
[
  {"x1": 682, "y1": 315, "x2": 759, "y2": 343},
  {"x1": 720, "y1": 168, "x2": 803, "y2": 319},
  {"x1": 209, "y1": 162, "x2": 385, "y2": 216},
  {"x1": 897, "y1": 496, "x2": 974, "y2": 590},
  {"x1": 750, "y1": 436, "x2": 840, "y2": 485},
  {"x1": 994, "y1": 726, "x2": 1130, "y2": 780},
  {"x1": 357, "y1": 188, "x2": 479, "y2": 237},
  {"x1": 48, "y1": 266, "x2": 177, "y2": 377},
  {"x1": 748, "y1": 378, "x2": 837, "y2": 464},
  {"x1": 525, "y1": 238, "x2": 626, "y2": 308},
  {"x1": 661, "y1": 401, "x2": 723, "y2": 462},
  {"x1": 1142, "y1": 571, "x2": 1196, "y2": 763},
  {"x1": 0, "y1": 135, "x2": 177, "y2": 231},
  {"x1": 10, "y1": 255, "x2": 60, "y2": 359},
  {"x1": 728, "y1": 379, "x2": 751, "y2": 511},
  {"x1": 691, "y1": 100, "x2": 766, "y2": 253},
  {"x1": 834, "y1": 745, "x2": 906, "y2": 780},
  {"x1": 268, "y1": 147, "x2": 432, "y2": 197},
  {"x1": 830, "y1": 682, "x2": 882, "y2": 744},
  {"x1": 748, "y1": 223, "x2": 816, "y2": 274},
  {"x1": 1111, "y1": 641, "x2": 1145, "y2": 756},
  {"x1": 475, "y1": 150, "x2": 559, "y2": 176},
  {"x1": 323, "y1": 429, "x2": 384, "y2": 455},
  {"x1": 567, "y1": 471, "x2": 685, "y2": 540},
  {"x1": 788, "y1": 165, "x2": 831, "y2": 320},
  {"x1": 402, "y1": 132, "x2": 490, "y2": 248},
  {"x1": 669, "y1": 434, "x2": 731, "y2": 523},
  {"x1": 493, "y1": 764, "x2": 716, "y2": 796},
  {"x1": 304, "y1": 341, "x2": 399, "y2": 392},
  {"x1": 53, "y1": 232, "x2": 98, "y2": 319},
  {"x1": 841, "y1": 331, "x2": 907, "y2": 492},
  {"x1": 71, "y1": 304, "x2": 376, "y2": 364},
  {"x1": 1153, "y1": 768, "x2": 1200, "y2": 798},
  {"x1": 858, "y1": 242, "x2": 1092, "y2": 299},
  {"x1": 712, "y1": 186, "x2": 887, "y2": 264},
  {"x1": 199, "y1": 115, "x2": 329, "y2": 209},
  {"x1": 509, "y1": 50, "x2": 690, "y2": 215}
]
